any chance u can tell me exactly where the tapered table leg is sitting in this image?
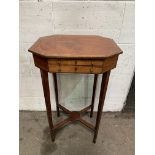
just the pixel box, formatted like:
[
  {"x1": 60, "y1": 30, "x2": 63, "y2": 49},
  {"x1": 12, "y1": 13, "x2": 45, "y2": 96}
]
[
  {"x1": 93, "y1": 71, "x2": 111, "y2": 143},
  {"x1": 90, "y1": 74, "x2": 98, "y2": 117},
  {"x1": 53, "y1": 73, "x2": 60, "y2": 117},
  {"x1": 40, "y1": 69, "x2": 55, "y2": 141}
]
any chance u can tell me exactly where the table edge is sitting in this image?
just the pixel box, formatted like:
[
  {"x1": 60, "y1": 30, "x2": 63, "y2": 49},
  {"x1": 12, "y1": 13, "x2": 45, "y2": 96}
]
[{"x1": 28, "y1": 49, "x2": 123, "y2": 59}]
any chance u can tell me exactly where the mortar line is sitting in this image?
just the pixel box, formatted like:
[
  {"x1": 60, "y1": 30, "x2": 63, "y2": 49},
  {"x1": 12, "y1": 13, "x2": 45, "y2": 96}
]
[
  {"x1": 118, "y1": 2, "x2": 126, "y2": 44},
  {"x1": 51, "y1": 0, "x2": 55, "y2": 34}
]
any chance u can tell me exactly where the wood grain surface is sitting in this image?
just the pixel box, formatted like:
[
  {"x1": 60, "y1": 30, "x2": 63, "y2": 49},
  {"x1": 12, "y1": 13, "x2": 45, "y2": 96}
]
[{"x1": 28, "y1": 35, "x2": 122, "y2": 59}]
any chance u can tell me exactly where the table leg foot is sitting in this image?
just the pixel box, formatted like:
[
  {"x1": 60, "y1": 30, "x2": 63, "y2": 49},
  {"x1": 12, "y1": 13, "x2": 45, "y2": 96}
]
[
  {"x1": 56, "y1": 107, "x2": 60, "y2": 117},
  {"x1": 51, "y1": 131, "x2": 55, "y2": 142},
  {"x1": 90, "y1": 111, "x2": 93, "y2": 118},
  {"x1": 90, "y1": 113, "x2": 93, "y2": 118},
  {"x1": 93, "y1": 139, "x2": 96, "y2": 143}
]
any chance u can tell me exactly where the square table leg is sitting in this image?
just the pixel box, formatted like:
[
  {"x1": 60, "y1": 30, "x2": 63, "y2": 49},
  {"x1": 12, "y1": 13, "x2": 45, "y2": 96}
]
[
  {"x1": 40, "y1": 69, "x2": 55, "y2": 141},
  {"x1": 93, "y1": 71, "x2": 111, "y2": 143},
  {"x1": 90, "y1": 74, "x2": 98, "y2": 118},
  {"x1": 53, "y1": 73, "x2": 60, "y2": 117}
]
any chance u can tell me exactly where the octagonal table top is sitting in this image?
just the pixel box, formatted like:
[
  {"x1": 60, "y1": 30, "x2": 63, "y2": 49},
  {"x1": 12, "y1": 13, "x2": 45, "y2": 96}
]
[{"x1": 28, "y1": 35, "x2": 123, "y2": 59}]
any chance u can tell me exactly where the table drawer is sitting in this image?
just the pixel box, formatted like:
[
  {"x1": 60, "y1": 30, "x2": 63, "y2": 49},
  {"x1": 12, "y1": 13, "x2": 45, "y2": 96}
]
[
  {"x1": 48, "y1": 59, "x2": 76, "y2": 65},
  {"x1": 76, "y1": 60, "x2": 103, "y2": 66},
  {"x1": 48, "y1": 65, "x2": 104, "y2": 74},
  {"x1": 48, "y1": 59, "x2": 104, "y2": 67},
  {"x1": 33, "y1": 54, "x2": 118, "y2": 74}
]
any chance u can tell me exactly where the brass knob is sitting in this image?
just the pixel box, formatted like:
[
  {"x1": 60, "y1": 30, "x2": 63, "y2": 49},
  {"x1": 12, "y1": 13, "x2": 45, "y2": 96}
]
[{"x1": 90, "y1": 68, "x2": 93, "y2": 73}]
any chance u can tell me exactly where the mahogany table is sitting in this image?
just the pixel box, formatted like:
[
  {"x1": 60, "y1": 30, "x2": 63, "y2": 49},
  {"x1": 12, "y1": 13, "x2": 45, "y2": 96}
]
[{"x1": 28, "y1": 35, "x2": 122, "y2": 143}]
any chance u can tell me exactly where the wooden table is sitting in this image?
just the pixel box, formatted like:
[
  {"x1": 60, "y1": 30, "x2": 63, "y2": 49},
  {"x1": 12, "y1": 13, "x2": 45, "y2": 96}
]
[{"x1": 28, "y1": 35, "x2": 122, "y2": 143}]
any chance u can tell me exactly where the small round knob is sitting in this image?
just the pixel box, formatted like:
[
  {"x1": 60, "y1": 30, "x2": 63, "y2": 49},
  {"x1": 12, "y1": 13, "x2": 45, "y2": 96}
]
[
  {"x1": 75, "y1": 67, "x2": 77, "y2": 71},
  {"x1": 90, "y1": 68, "x2": 93, "y2": 73}
]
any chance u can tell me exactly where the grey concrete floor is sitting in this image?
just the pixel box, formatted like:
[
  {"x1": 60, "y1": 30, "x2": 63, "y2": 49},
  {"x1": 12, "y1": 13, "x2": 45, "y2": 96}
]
[{"x1": 19, "y1": 111, "x2": 134, "y2": 155}]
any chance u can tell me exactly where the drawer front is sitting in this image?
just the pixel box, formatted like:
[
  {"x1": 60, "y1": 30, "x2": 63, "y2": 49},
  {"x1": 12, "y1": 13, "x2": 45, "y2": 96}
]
[
  {"x1": 48, "y1": 55, "x2": 118, "y2": 74},
  {"x1": 48, "y1": 59, "x2": 104, "y2": 66},
  {"x1": 48, "y1": 59, "x2": 76, "y2": 65},
  {"x1": 48, "y1": 65, "x2": 103, "y2": 74}
]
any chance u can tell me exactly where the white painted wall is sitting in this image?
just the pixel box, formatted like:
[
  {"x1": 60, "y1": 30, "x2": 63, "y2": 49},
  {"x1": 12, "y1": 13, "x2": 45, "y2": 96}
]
[{"x1": 19, "y1": 0, "x2": 135, "y2": 111}]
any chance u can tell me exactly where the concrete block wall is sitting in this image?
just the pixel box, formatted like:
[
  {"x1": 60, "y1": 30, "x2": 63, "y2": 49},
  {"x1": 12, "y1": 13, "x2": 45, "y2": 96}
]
[{"x1": 19, "y1": 0, "x2": 135, "y2": 111}]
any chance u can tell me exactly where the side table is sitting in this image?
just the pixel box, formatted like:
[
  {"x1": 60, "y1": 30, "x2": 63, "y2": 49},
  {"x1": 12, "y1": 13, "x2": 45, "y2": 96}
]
[{"x1": 28, "y1": 35, "x2": 122, "y2": 143}]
